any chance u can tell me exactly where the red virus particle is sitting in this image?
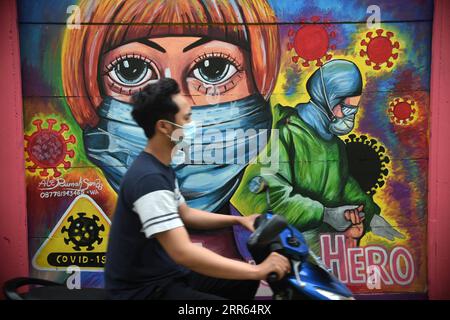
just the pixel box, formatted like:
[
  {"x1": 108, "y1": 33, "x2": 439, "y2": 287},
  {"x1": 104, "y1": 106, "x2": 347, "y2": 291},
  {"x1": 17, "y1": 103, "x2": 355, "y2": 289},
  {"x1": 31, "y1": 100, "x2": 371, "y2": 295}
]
[
  {"x1": 360, "y1": 29, "x2": 400, "y2": 70},
  {"x1": 287, "y1": 16, "x2": 337, "y2": 67},
  {"x1": 24, "y1": 118, "x2": 76, "y2": 177},
  {"x1": 388, "y1": 98, "x2": 416, "y2": 125}
]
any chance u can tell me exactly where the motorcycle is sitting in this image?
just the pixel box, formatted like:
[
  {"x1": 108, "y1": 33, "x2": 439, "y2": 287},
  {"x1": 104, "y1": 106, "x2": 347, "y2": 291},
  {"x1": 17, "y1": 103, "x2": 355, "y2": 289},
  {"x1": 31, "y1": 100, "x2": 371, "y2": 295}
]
[{"x1": 246, "y1": 175, "x2": 354, "y2": 300}]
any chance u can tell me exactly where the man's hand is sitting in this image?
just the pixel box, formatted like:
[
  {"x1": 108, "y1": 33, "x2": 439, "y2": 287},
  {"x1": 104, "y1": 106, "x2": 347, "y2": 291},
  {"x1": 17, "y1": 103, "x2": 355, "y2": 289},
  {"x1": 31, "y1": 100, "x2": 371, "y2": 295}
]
[
  {"x1": 254, "y1": 252, "x2": 291, "y2": 280},
  {"x1": 238, "y1": 214, "x2": 261, "y2": 232}
]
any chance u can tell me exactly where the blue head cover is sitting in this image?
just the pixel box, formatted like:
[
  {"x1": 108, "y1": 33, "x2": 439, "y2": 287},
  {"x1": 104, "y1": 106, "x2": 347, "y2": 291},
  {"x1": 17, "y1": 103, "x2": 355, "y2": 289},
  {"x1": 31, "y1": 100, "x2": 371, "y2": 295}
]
[{"x1": 297, "y1": 59, "x2": 363, "y2": 140}]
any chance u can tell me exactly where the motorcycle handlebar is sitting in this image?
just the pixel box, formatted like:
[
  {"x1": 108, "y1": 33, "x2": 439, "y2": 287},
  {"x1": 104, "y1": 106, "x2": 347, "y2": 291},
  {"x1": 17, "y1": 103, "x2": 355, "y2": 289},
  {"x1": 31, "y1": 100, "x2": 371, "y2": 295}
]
[
  {"x1": 266, "y1": 242, "x2": 286, "y2": 283},
  {"x1": 249, "y1": 214, "x2": 288, "y2": 247},
  {"x1": 249, "y1": 214, "x2": 289, "y2": 282},
  {"x1": 267, "y1": 272, "x2": 279, "y2": 283}
]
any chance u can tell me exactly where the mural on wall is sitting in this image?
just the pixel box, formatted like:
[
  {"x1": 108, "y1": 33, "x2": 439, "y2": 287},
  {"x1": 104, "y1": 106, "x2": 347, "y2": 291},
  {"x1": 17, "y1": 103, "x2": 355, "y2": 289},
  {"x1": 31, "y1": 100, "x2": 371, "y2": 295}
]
[{"x1": 18, "y1": 0, "x2": 432, "y2": 294}]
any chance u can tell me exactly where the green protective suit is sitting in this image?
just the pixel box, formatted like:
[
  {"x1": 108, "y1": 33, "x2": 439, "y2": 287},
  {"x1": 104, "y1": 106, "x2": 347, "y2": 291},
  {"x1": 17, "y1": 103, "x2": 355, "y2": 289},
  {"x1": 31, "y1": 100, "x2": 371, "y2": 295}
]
[{"x1": 230, "y1": 104, "x2": 381, "y2": 253}]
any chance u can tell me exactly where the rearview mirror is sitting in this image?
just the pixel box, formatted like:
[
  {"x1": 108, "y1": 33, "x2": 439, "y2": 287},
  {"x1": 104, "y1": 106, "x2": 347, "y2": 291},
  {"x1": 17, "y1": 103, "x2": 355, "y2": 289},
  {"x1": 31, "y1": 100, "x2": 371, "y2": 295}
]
[{"x1": 248, "y1": 176, "x2": 267, "y2": 194}]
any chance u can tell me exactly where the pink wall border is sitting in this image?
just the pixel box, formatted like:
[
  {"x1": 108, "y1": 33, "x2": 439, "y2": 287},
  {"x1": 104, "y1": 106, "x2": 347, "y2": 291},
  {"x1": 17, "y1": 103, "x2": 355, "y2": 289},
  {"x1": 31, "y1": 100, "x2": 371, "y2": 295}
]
[
  {"x1": 427, "y1": 0, "x2": 450, "y2": 300},
  {"x1": 0, "y1": 0, "x2": 449, "y2": 299},
  {"x1": 0, "y1": 0, "x2": 29, "y2": 298}
]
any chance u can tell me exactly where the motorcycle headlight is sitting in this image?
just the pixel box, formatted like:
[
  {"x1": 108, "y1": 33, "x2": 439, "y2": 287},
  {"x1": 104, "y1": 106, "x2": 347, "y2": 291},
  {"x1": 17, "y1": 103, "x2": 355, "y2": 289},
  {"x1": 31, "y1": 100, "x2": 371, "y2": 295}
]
[{"x1": 315, "y1": 288, "x2": 355, "y2": 300}]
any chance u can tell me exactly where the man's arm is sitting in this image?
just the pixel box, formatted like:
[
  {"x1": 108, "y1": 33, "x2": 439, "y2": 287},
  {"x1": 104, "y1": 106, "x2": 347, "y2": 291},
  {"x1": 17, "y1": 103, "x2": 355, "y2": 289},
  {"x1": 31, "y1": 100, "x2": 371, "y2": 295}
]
[
  {"x1": 155, "y1": 225, "x2": 290, "y2": 280},
  {"x1": 130, "y1": 174, "x2": 288, "y2": 280},
  {"x1": 178, "y1": 202, "x2": 258, "y2": 232}
]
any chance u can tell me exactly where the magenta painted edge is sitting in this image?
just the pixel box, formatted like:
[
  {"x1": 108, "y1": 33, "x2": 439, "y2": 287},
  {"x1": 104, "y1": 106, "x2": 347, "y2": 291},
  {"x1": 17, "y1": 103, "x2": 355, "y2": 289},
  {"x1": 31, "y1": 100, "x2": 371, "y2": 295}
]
[
  {"x1": 0, "y1": 0, "x2": 29, "y2": 297},
  {"x1": 0, "y1": 0, "x2": 448, "y2": 300},
  {"x1": 427, "y1": 0, "x2": 450, "y2": 300}
]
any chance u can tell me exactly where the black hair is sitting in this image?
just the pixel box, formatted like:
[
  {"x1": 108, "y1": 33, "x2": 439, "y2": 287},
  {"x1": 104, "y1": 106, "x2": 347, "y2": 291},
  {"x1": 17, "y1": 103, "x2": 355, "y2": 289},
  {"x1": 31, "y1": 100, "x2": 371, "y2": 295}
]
[{"x1": 131, "y1": 78, "x2": 181, "y2": 138}]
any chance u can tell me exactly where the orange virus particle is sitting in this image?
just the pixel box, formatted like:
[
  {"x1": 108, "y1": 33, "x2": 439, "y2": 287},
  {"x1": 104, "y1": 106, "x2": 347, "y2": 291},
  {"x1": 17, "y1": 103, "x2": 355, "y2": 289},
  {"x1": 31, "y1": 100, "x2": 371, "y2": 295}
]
[
  {"x1": 359, "y1": 29, "x2": 400, "y2": 70},
  {"x1": 388, "y1": 98, "x2": 417, "y2": 125},
  {"x1": 25, "y1": 118, "x2": 76, "y2": 177},
  {"x1": 288, "y1": 16, "x2": 337, "y2": 67}
]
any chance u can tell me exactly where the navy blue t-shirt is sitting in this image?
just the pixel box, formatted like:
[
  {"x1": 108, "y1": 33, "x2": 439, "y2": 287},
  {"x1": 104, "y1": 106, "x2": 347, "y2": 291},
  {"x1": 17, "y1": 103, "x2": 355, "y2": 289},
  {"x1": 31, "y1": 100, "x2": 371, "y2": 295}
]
[{"x1": 104, "y1": 151, "x2": 189, "y2": 299}]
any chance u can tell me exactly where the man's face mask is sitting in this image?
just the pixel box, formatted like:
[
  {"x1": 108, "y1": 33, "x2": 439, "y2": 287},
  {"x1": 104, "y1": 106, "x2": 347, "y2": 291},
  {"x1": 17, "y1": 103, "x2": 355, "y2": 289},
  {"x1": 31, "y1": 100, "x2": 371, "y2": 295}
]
[
  {"x1": 163, "y1": 120, "x2": 197, "y2": 145},
  {"x1": 162, "y1": 119, "x2": 197, "y2": 165}
]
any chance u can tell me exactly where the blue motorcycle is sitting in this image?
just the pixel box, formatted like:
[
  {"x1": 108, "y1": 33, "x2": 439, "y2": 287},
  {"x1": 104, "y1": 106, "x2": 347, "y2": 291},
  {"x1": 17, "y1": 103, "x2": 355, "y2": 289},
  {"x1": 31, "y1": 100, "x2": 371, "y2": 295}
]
[{"x1": 246, "y1": 176, "x2": 354, "y2": 300}]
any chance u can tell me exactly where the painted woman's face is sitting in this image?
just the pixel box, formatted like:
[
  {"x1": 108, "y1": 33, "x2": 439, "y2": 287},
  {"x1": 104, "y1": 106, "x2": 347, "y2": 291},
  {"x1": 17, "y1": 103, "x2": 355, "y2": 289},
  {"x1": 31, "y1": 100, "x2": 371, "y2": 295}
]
[{"x1": 101, "y1": 36, "x2": 255, "y2": 106}]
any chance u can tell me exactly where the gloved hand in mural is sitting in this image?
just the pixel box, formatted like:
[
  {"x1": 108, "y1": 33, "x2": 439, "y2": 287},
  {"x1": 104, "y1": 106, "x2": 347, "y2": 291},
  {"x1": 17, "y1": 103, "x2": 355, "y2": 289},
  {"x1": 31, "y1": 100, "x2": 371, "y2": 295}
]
[
  {"x1": 323, "y1": 205, "x2": 365, "y2": 232},
  {"x1": 324, "y1": 204, "x2": 403, "y2": 241},
  {"x1": 231, "y1": 59, "x2": 404, "y2": 255},
  {"x1": 324, "y1": 205, "x2": 366, "y2": 246}
]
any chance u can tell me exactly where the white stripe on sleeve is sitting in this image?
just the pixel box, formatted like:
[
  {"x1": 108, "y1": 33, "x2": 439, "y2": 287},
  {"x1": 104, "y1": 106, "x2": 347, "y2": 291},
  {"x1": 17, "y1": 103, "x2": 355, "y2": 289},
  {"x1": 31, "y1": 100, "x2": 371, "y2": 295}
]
[{"x1": 133, "y1": 190, "x2": 184, "y2": 238}]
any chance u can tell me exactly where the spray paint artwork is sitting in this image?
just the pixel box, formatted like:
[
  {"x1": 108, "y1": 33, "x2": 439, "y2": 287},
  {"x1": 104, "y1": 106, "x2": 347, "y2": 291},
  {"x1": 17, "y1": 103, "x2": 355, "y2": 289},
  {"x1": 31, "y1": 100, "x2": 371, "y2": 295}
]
[{"x1": 18, "y1": 0, "x2": 432, "y2": 294}]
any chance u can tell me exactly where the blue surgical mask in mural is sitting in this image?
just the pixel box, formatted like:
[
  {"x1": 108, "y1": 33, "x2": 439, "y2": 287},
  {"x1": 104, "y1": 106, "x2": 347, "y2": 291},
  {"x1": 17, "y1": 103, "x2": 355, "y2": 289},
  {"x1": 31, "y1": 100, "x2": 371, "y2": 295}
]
[
  {"x1": 84, "y1": 94, "x2": 272, "y2": 212},
  {"x1": 297, "y1": 59, "x2": 363, "y2": 140},
  {"x1": 328, "y1": 103, "x2": 359, "y2": 136}
]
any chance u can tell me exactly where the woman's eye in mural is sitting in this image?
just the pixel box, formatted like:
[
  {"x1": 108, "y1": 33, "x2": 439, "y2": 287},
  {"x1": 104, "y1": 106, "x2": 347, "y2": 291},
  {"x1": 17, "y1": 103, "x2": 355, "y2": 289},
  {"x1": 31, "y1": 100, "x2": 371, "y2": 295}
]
[
  {"x1": 192, "y1": 55, "x2": 238, "y2": 84},
  {"x1": 188, "y1": 53, "x2": 244, "y2": 94},
  {"x1": 104, "y1": 54, "x2": 160, "y2": 93}
]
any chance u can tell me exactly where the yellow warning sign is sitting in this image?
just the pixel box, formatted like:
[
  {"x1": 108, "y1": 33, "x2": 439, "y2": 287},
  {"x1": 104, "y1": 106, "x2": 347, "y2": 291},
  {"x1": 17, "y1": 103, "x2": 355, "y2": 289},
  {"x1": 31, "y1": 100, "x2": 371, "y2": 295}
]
[{"x1": 32, "y1": 194, "x2": 111, "y2": 272}]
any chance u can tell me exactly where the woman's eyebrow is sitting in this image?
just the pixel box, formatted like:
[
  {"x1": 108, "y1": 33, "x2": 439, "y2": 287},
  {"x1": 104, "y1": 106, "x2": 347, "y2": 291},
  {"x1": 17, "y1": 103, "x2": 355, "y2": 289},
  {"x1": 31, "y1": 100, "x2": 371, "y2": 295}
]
[
  {"x1": 183, "y1": 38, "x2": 212, "y2": 52},
  {"x1": 136, "y1": 39, "x2": 166, "y2": 53}
]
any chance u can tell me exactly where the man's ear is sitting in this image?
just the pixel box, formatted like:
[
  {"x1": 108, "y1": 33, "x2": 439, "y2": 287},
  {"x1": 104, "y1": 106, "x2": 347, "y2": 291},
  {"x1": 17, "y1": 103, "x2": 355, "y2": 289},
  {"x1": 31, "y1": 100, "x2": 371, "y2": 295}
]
[{"x1": 155, "y1": 119, "x2": 171, "y2": 136}]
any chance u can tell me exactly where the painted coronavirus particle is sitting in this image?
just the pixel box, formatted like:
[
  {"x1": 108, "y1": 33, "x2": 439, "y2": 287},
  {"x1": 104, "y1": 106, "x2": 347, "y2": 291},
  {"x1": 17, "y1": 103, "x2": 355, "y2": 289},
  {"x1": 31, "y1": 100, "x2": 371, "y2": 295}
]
[
  {"x1": 388, "y1": 98, "x2": 416, "y2": 125},
  {"x1": 288, "y1": 16, "x2": 337, "y2": 67},
  {"x1": 359, "y1": 29, "x2": 400, "y2": 70},
  {"x1": 62, "y1": 212, "x2": 105, "y2": 251},
  {"x1": 344, "y1": 134, "x2": 390, "y2": 195},
  {"x1": 24, "y1": 118, "x2": 76, "y2": 177}
]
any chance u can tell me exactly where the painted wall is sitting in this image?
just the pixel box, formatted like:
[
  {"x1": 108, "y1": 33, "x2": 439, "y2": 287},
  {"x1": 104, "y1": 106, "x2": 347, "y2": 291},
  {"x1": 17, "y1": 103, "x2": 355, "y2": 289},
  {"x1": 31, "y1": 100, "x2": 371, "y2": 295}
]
[{"x1": 15, "y1": 0, "x2": 434, "y2": 296}]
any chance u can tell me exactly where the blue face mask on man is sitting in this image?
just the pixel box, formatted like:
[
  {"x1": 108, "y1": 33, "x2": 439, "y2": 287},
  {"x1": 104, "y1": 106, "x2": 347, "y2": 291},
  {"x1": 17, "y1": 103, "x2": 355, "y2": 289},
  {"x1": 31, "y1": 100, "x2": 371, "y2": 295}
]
[
  {"x1": 163, "y1": 120, "x2": 197, "y2": 145},
  {"x1": 83, "y1": 94, "x2": 272, "y2": 212}
]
